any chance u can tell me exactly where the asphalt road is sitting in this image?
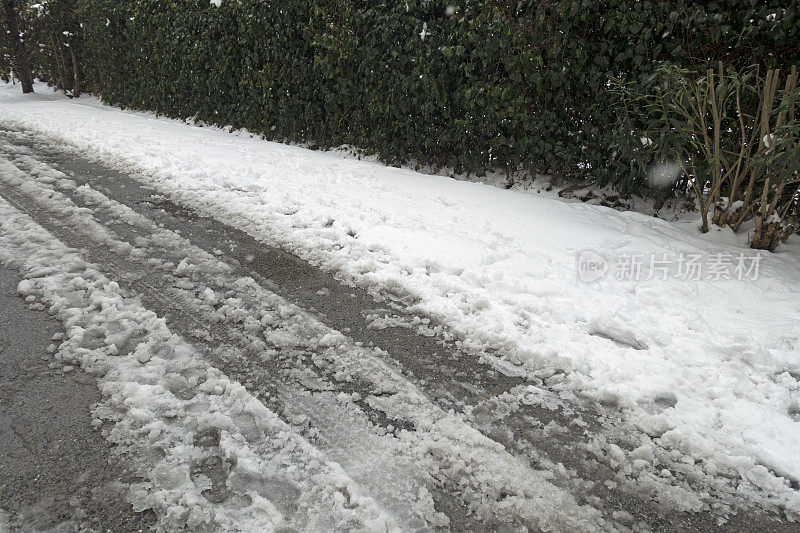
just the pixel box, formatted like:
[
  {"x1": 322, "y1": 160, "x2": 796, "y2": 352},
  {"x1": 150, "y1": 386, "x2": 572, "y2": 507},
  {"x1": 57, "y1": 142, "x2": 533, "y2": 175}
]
[
  {"x1": 0, "y1": 265, "x2": 156, "y2": 532},
  {"x1": 0, "y1": 126, "x2": 797, "y2": 532}
]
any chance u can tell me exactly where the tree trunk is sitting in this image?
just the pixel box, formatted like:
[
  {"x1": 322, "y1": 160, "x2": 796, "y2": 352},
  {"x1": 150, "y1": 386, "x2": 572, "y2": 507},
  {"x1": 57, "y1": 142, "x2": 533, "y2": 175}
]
[
  {"x1": 1, "y1": 0, "x2": 34, "y2": 93},
  {"x1": 48, "y1": 32, "x2": 68, "y2": 94},
  {"x1": 68, "y1": 40, "x2": 80, "y2": 97}
]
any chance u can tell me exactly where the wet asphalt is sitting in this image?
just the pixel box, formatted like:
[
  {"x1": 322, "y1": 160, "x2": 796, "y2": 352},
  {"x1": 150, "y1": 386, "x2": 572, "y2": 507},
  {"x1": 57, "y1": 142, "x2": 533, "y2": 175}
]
[{"x1": 0, "y1": 267, "x2": 156, "y2": 531}]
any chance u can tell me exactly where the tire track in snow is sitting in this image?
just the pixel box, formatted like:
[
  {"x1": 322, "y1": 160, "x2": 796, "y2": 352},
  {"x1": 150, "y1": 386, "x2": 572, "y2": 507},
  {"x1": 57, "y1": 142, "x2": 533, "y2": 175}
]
[
  {"x1": 0, "y1": 152, "x2": 454, "y2": 530},
  {"x1": 0, "y1": 198, "x2": 402, "y2": 532},
  {"x1": 0, "y1": 140, "x2": 608, "y2": 530}
]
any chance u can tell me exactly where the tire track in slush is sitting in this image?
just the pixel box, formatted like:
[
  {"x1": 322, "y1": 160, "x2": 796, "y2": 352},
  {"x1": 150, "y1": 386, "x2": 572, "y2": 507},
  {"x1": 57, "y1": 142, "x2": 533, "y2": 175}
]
[
  {"x1": 1, "y1": 128, "x2": 796, "y2": 531},
  {"x1": 0, "y1": 152, "x2": 465, "y2": 530},
  {"x1": 0, "y1": 198, "x2": 406, "y2": 531},
  {"x1": 0, "y1": 137, "x2": 606, "y2": 530}
]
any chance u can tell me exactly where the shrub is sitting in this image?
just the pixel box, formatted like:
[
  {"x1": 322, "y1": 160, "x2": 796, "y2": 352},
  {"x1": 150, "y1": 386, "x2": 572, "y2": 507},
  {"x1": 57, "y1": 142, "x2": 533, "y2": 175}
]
[
  {"x1": 67, "y1": 0, "x2": 798, "y2": 196},
  {"x1": 612, "y1": 64, "x2": 800, "y2": 250}
]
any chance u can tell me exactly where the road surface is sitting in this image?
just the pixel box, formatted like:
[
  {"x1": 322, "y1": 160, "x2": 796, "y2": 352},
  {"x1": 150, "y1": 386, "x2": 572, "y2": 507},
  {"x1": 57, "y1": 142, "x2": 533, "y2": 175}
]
[{"x1": 0, "y1": 126, "x2": 796, "y2": 531}]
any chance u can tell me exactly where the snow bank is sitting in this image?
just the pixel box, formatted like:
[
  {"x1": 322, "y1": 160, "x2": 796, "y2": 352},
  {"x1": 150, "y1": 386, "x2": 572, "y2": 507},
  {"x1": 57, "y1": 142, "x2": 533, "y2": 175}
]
[{"x1": 1, "y1": 83, "x2": 799, "y2": 512}]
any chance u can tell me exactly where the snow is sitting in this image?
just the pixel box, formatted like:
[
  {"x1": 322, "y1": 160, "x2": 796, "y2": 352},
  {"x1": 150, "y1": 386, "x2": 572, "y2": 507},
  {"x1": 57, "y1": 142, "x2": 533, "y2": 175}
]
[
  {"x1": 647, "y1": 160, "x2": 682, "y2": 187},
  {"x1": 1, "y1": 82, "x2": 799, "y2": 518},
  {"x1": 419, "y1": 22, "x2": 430, "y2": 41},
  {"x1": 0, "y1": 197, "x2": 404, "y2": 531},
  {"x1": 0, "y1": 153, "x2": 605, "y2": 530}
]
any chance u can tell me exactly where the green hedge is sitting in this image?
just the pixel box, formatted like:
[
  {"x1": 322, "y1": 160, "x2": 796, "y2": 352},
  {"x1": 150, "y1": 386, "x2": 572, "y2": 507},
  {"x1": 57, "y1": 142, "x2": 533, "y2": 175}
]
[{"x1": 78, "y1": 0, "x2": 799, "y2": 194}]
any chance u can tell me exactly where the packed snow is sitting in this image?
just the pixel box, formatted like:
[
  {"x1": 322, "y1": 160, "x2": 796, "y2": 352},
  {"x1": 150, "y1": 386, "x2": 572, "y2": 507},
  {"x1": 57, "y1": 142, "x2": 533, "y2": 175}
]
[{"x1": 1, "y1": 82, "x2": 799, "y2": 520}]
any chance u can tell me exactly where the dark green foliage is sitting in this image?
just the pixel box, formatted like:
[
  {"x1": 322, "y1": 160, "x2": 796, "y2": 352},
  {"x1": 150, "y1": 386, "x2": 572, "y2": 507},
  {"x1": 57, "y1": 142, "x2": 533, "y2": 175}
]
[
  {"x1": 0, "y1": 0, "x2": 83, "y2": 95},
  {"x1": 73, "y1": 0, "x2": 799, "y2": 193},
  {"x1": 1, "y1": 0, "x2": 34, "y2": 92},
  {"x1": 0, "y1": 46, "x2": 10, "y2": 82},
  {"x1": 612, "y1": 63, "x2": 800, "y2": 245}
]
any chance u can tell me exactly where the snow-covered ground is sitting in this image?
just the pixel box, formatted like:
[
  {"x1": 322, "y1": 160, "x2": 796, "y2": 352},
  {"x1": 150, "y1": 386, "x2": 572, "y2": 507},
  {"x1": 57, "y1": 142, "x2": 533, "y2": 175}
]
[{"x1": 1, "y1": 82, "x2": 799, "y2": 517}]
